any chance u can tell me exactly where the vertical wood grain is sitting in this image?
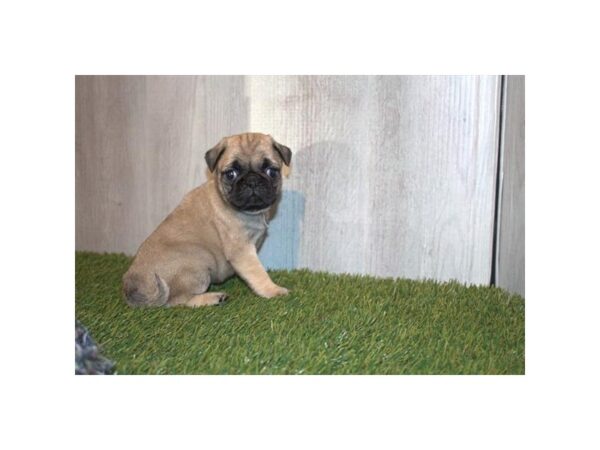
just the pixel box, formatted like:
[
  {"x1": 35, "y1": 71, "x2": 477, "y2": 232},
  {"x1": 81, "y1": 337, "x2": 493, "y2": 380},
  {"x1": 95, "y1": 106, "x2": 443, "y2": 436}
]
[
  {"x1": 251, "y1": 75, "x2": 501, "y2": 285},
  {"x1": 250, "y1": 76, "x2": 373, "y2": 273},
  {"x1": 366, "y1": 76, "x2": 501, "y2": 283},
  {"x1": 76, "y1": 75, "x2": 503, "y2": 287},
  {"x1": 496, "y1": 76, "x2": 525, "y2": 296},
  {"x1": 75, "y1": 75, "x2": 247, "y2": 255}
]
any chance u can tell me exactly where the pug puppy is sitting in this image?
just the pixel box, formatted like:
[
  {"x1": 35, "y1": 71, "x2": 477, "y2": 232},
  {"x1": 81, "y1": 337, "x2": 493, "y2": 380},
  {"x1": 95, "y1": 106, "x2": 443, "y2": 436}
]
[{"x1": 122, "y1": 132, "x2": 291, "y2": 307}]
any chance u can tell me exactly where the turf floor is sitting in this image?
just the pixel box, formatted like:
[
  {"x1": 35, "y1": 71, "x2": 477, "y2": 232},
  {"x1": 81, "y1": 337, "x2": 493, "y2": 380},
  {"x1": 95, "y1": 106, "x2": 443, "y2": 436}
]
[{"x1": 75, "y1": 252, "x2": 525, "y2": 375}]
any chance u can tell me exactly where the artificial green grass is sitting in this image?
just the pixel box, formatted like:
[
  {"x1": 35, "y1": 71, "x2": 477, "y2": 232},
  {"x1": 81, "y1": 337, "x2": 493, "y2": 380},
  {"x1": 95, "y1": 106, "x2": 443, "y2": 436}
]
[{"x1": 75, "y1": 252, "x2": 525, "y2": 375}]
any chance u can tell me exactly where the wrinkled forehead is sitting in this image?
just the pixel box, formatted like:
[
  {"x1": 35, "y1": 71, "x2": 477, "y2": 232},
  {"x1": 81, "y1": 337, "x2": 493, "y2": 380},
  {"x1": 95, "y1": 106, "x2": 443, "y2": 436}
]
[{"x1": 219, "y1": 134, "x2": 278, "y2": 168}]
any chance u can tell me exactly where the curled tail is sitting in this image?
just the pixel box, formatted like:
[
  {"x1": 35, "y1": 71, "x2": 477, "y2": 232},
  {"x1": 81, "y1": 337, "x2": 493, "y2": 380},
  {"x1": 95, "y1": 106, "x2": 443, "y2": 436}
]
[{"x1": 123, "y1": 272, "x2": 170, "y2": 307}]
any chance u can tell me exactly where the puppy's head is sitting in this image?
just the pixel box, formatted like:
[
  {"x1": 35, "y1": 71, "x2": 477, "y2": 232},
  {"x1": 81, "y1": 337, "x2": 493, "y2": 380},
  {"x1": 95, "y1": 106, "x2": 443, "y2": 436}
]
[{"x1": 205, "y1": 133, "x2": 292, "y2": 213}]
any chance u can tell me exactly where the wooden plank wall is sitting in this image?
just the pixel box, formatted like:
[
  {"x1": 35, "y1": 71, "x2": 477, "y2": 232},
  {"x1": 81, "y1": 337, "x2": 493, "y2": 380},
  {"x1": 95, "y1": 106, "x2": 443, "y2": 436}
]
[
  {"x1": 253, "y1": 76, "x2": 501, "y2": 285},
  {"x1": 495, "y1": 76, "x2": 525, "y2": 296},
  {"x1": 76, "y1": 75, "x2": 505, "y2": 287},
  {"x1": 75, "y1": 75, "x2": 248, "y2": 255}
]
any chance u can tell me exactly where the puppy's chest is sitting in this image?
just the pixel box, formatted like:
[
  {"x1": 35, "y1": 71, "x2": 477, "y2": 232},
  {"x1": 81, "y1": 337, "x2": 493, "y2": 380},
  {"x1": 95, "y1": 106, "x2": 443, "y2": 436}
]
[{"x1": 244, "y1": 218, "x2": 268, "y2": 245}]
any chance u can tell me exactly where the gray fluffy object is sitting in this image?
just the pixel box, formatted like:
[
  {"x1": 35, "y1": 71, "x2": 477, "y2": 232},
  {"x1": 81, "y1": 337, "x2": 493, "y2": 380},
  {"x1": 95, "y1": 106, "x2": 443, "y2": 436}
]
[{"x1": 75, "y1": 321, "x2": 115, "y2": 375}]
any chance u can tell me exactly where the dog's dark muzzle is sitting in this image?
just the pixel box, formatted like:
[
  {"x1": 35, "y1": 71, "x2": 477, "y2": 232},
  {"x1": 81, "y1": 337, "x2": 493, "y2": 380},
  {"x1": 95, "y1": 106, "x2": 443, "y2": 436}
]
[{"x1": 229, "y1": 173, "x2": 277, "y2": 211}]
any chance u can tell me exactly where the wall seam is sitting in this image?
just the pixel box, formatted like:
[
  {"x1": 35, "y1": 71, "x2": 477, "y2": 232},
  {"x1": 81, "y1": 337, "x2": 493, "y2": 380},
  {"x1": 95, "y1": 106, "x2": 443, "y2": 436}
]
[{"x1": 490, "y1": 75, "x2": 507, "y2": 285}]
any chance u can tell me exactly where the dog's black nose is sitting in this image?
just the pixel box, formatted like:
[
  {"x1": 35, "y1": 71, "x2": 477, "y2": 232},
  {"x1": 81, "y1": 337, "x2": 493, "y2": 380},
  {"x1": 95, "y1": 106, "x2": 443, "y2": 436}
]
[{"x1": 244, "y1": 173, "x2": 262, "y2": 188}]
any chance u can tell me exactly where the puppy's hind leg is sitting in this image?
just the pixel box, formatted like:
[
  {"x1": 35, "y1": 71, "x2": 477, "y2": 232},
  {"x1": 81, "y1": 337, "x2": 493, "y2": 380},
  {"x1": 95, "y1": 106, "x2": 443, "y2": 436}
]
[
  {"x1": 166, "y1": 270, "x2": 228, "y2": 307},
  {"x1": 185, "y1": 271, "x2": 228, "y2": 307}
]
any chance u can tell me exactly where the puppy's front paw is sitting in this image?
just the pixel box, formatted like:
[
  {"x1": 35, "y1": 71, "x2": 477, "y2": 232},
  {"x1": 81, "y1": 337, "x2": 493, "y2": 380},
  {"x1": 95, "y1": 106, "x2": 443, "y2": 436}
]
[
  {"x1": 259, "y1": 285, "x2": 289, "y2": 298},
  {"x1": 273, "y1": 286, "x2": 289, "y2": 297}
]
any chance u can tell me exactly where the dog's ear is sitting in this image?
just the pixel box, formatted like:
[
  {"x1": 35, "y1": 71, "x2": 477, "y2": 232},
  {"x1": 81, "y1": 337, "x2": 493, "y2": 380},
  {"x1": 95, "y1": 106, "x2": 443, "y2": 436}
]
[
  {"x1": 204, "y1": 139, "x2": 227, "y2": 172},
  {"x1": 272, "y1": 139, "x2": 292, "y2": 166}
]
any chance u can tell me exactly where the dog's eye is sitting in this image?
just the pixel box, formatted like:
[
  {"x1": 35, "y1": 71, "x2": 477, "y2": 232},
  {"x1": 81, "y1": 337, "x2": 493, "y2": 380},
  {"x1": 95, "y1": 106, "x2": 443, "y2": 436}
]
[
  {"x1": 223, "y1": 169, "x2": 238, "y2": 181},
  {"x1": 265, "y1": 167, "x2": 279, "y2": 178}
]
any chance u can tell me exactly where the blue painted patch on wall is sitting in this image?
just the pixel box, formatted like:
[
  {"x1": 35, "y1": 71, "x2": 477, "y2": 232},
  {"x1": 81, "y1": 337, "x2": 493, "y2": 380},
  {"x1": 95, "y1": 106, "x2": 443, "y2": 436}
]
[{"x1": 259, "y1": 190, "x2": 305, "y2": 270}]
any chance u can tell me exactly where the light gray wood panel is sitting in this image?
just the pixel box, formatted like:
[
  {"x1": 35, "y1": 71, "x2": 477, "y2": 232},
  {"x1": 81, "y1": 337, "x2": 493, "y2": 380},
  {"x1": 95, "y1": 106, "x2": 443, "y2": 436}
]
[
  {"x1": 366, "y1": 76, "x2": 501, "y2": 283},
  {"x1": 251, "y1": 76, "x2": 501, "y2": 285},
  {"x1": 75, "y1": 75, "x2": 248, "y2": 255},
  {"x1": 76, "y1": 75, "x2": 502, "y2": 286},
  {"x1": 251, "y1": 76, "x2": 373, "y2": 273},
  {"x1": 496, "y1": 76, "x2": 525, "y2": 296}
]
